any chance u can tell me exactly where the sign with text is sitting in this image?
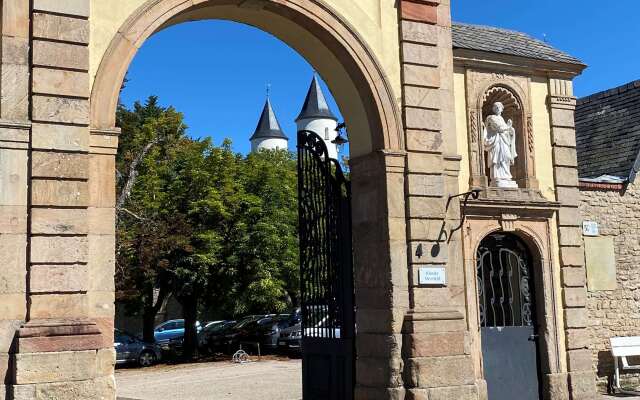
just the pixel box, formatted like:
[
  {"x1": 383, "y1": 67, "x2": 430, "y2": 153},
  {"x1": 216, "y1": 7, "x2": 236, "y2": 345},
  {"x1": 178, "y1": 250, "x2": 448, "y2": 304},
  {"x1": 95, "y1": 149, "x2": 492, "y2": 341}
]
[
  {"x1": 583, "y1": 220, "x2": 599, "y2": 236},
  {"x1": 418, "y1": 267, "x2": 446, "y2": 286}
]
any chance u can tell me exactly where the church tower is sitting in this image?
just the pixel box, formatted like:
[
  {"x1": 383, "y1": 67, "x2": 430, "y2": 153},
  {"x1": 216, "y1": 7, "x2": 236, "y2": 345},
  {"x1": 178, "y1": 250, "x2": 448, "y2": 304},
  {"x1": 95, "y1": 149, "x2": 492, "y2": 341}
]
[
  {"x1": 250, "y1": 97, "x2": 289, "y2": 152},
  {"x1": 296, "y1": 75, "x2": 339, "y2": 159}
]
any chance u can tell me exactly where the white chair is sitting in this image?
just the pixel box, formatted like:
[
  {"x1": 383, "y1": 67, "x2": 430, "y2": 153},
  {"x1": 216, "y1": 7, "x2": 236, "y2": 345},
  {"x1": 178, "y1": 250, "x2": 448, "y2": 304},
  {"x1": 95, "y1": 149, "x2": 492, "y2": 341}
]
[{"x1": 610, "y1": 336, "x2": 640, "y2": 394}]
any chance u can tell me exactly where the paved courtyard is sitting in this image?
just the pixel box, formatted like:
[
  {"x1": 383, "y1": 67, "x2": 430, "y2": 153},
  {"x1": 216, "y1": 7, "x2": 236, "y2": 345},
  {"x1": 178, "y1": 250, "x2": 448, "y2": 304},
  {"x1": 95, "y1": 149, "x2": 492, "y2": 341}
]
[{"x1": 116, "y1": 358, "x2": 301, "y2": 400}]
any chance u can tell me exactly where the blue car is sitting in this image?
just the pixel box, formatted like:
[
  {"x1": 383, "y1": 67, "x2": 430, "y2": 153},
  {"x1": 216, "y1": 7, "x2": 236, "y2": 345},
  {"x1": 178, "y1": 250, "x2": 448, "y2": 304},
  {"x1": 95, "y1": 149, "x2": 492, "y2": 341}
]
[{"x1": 154, "y1": 319, "x2": 202, "y2": 351}]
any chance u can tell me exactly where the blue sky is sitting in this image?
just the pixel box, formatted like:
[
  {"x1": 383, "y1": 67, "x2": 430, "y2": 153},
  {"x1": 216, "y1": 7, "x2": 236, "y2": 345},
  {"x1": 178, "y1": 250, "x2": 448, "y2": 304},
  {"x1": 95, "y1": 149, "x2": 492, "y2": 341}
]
[{"x1": 120, "y1": 1, "x2": 639, "y2": 154}]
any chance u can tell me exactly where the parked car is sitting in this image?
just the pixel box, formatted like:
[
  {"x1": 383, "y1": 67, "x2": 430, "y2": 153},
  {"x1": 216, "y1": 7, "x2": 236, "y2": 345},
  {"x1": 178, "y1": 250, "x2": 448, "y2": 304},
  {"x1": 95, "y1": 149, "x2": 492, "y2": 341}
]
[
  {"x1": 251, "y1": 311, "x2": 300, "y2": 351},
  {"x1": 278, "y1": 323, "x2": 302, "y2": 351},
  {"x1": 198, "y1": 320, "x2": 235, "y2": 351},
  {"x1": 114, "y1": 329, "x2": 162, "y2": 367},
  {"x1": 154, "y1": 319, "x2": 202, "y2": 351}
]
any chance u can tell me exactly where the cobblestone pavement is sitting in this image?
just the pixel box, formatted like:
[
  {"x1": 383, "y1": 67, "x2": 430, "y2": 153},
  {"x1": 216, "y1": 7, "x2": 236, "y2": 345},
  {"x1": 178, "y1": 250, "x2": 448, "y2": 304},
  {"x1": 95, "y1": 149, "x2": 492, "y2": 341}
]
[{"x1": 116, "y1": 358, "x2": 301, "y2": 400}]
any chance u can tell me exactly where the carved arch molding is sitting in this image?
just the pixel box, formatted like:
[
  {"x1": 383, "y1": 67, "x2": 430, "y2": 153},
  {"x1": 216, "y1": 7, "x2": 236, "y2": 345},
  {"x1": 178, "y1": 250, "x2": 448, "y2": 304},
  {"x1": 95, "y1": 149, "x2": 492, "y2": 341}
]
[{"x1": 465, "y1": 71, "x2": 538, "y2": 190}]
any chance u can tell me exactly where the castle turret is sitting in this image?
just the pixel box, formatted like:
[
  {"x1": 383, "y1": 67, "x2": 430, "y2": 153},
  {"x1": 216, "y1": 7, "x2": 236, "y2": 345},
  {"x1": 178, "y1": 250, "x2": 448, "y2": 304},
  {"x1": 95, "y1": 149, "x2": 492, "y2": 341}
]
[
  {"x1": 250, "y1": 97, "x2": 289, "y2": 152},
  {"x1": 296, "y1": 75, "x2": 339, "y2": 159}
]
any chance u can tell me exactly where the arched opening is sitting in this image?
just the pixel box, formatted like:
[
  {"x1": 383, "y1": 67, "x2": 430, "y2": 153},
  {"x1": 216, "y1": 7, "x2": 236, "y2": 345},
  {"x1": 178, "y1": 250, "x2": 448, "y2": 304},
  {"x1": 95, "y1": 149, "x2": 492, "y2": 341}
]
[
  {"x1": 90, "y1": 1, "x2": 405, "y2": 399},
  {"x1": 476, "y1": 231, "x2": 543, "y2": 400}
]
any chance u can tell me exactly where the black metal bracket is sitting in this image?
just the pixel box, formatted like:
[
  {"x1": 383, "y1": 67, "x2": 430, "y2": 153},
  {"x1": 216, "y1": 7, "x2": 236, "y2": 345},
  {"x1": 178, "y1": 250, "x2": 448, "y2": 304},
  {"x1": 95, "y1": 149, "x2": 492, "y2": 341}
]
[{"x1": 447, "y1": 189, "x2": 482, "y2": 240}]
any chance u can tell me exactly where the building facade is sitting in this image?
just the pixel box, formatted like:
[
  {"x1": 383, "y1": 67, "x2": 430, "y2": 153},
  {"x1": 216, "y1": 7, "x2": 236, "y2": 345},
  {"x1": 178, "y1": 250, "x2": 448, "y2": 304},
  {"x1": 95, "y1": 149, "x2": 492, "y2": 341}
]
[
  {"x1": 576, "y1": 80, "x2": 640, "y2": 391},
  {"x1": 0, "y1": 0, "x2": 600, "y2": 399}
]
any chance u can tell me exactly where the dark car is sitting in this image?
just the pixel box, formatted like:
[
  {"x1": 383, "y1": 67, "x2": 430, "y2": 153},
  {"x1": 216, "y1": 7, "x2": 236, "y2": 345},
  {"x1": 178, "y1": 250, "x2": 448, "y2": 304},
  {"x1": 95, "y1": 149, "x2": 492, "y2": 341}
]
[
  {"x1": 114, "y1": 329, "x2": 162, "y2": 367},
  {"x1": 198, "y1": 320, "x2": 236, "y2": 353}
]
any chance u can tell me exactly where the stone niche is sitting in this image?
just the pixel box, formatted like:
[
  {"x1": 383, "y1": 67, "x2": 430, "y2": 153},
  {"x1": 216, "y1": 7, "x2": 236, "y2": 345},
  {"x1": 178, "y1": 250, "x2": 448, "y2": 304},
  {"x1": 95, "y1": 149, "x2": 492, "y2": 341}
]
[{"x1": 465, "y1": 70, "x2": 538, "y2": 192}]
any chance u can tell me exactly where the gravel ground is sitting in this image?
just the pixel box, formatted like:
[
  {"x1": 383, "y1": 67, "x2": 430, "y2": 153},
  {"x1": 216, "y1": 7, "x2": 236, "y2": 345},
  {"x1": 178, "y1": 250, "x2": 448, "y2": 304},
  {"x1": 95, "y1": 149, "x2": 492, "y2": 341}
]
[{"x1": 116, "y1": 358, "x2": 301, "y2": 400}]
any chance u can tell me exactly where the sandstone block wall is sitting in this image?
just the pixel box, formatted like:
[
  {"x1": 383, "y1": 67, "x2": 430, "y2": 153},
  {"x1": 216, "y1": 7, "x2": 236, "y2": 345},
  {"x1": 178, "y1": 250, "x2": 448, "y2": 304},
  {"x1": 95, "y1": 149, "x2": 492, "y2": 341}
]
[{"x1": 579, "y1": 182, "x2": 640, "y2": 390}]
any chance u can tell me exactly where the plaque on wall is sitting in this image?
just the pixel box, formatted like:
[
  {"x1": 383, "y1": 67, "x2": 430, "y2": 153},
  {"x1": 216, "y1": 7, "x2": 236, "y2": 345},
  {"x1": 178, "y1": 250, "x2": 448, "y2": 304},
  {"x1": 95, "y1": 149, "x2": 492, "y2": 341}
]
[
  {"x1": 418, "y1": 267, "x2": 446, "y2": 286},
  {"x1": 582, "y1": 220, "x2": 599, "y2": 236}
]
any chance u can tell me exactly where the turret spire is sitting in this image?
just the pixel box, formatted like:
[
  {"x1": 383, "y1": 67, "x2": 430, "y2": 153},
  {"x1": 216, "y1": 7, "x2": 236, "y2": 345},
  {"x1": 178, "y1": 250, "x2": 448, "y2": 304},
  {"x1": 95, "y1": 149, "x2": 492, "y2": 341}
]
[{"x1": 295, "y1": 74, "x2": 338, "y2": 122}]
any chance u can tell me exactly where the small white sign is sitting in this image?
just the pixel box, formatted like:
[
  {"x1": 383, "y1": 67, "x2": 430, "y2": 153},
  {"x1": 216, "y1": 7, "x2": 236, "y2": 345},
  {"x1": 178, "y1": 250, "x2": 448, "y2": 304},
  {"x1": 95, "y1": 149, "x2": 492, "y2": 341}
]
[
  {"x1": 418, "y1": 267, "x2": 446, "y2": 286},
  {"x1": 583, "y1": 221, "x2": 599, "y2": 236}
]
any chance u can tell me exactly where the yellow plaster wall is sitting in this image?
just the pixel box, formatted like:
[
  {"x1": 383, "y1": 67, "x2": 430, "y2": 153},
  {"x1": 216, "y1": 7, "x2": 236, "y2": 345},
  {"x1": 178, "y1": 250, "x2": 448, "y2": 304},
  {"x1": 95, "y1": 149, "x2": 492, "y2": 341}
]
[
  {"x1": 453, "y1": 68, "x2": 470, "y2": 194},
  {"x1": 89, "y1": 0, "x2": 401, "y2": 102},
  {"x1": 531, "y1": 76, "x2": 556, "y2": 201}
]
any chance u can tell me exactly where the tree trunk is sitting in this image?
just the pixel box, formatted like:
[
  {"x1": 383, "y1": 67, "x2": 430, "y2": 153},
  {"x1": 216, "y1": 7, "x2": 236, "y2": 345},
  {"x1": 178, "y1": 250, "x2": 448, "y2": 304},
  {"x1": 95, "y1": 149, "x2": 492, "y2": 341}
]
[
  {"x1": 142, "y1": 284, "x2": 169, "y2": 343},
  {"x1": 182, "y1": 294, "x2": 199, "y2": 360}
]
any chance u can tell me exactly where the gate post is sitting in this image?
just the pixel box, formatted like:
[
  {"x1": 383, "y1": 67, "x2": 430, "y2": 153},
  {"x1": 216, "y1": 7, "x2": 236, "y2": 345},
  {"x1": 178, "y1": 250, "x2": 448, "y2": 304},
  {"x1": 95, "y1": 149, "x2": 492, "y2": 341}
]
[
  {"x1": 10, "y1": 1, "x2": 116, "y2": 398},
  {"x1": 398, "y1": 1, "x2": 483, "y2": 398}
]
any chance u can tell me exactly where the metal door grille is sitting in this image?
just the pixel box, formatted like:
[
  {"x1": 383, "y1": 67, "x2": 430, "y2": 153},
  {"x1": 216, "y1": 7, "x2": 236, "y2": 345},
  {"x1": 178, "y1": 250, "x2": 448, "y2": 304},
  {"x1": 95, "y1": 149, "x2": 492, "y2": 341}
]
[{"x1": 477, "y1": 233, "x2": 534, "y2": 328}]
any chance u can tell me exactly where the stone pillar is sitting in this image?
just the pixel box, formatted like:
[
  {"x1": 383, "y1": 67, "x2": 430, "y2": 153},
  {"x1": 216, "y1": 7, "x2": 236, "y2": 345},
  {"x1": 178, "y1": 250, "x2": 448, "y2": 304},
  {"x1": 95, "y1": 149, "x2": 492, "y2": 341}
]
[
  {"x1": 0, "y1": 1, "x2": 30, "y2": 398},
  {"x1": 399, "y1": 1, "x2": 481, "y2": 398},
  {"x1": 548, "y1": 78, "x2": 596, "y2": 399},
  {"x1": 11, "y1": 1, "x2": 116, "y2": 397},
  {"x1": 352, "y1": 150, "x2": 409, "y2": 400}
]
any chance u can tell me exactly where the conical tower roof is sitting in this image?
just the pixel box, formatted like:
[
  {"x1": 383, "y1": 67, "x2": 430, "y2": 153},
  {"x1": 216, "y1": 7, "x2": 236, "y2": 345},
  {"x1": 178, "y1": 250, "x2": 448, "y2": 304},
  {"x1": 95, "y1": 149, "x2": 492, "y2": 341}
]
[
  {"x1": 296, "y1": 75, "x2": 338, "y2": 122},
  {"x1": 250, "y1": 98, "x2": 288, "y2": 140}
]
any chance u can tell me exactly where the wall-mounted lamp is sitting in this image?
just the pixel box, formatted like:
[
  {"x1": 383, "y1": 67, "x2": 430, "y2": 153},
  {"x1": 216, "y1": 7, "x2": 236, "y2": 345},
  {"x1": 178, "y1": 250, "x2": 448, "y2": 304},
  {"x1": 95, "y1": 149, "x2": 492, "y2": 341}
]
[
  {"x1": 332, "y1": 122, "x2": 349, "y2": 146},
  {"x1": 447, "y1": 188, "x2": 483, "y2": 239}
]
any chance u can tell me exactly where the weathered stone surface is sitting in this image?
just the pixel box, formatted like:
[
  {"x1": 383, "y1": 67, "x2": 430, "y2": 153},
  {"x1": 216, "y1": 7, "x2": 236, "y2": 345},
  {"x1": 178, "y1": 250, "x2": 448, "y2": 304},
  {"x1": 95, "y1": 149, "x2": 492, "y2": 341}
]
[
  {"x1": 30, "y1": 236, "x2": 88, "y2": 264},
  {"x1": 408, "y1": 242, "x2": 447, "y2": 264},
  {"x1": 406, "y1": 152, "x2": 443, "y2": 174},
  {"x1": 560, "y1": 246, "x2": 585, "y2": 268},
  {"x1": 552, "y1": 127, "x2": 577, "y2": 147},
  {"x1": 553, "y1": 146, "x2": 578, "y2": 167},
  {"x1": 405, "y1": 107, "x2": 442, "y2": 131},
  {"x1": 408, "y1": 219, "x2": 446, "y2": 241},
  {"x1": 32, "y1": 13, "x2": 89, "y2": 44},
  {"x1": 1, "y1": 36, "x2": 29, "y2": 65},
  {"x1": 558, "y1": 227, "x2": 582, "y2": 247},
  {"x1": 30, "y1": 265, "x2": 88, "y2": 293},
  {"x1": 427, "y1": 385, "x2": 478, "y2": 400},
  {"x1": 87, "y1": 291, "x2": 115, "y2": 319},
  {"x1": 0, "y1": 125, "x2": 29, "y2": 143},
  {"x1": 31, "y1": 152, "x2": 88, "y2": 179},
  {"x1": 31, "y1": 123, "x2": 89, "y2": 152},
  {"x1": 32, "y1": 96, "x2": 89, "y2": 125},
  {"x1": 32, "y1": 68, "x2": 89, "y2": 98},
  {"x1": 401, "y1": 1, "x2": 437, "y2": 25},
  {"x1": 0, "y1": 294, "x2": 26, "y2": 320},
  {"x1": 566, "y1": 328, "x2": 590, "y2": 350},
  {"x1": 96, "y1": 349, "x2": 115, "y2": 377},
  {"x1": 0, "y1": 206, "x2": 27, "y2": 234},
  {"x1": 14, "y1": 350, "x2": 96, "y2": 384},
  {"x1": 563, "y1": 287, "x2": 587, "y2": 308},
  {"x1": 31, "y1": 208, "x2": 88, "y2": 235},
  {"x1": 87, "y1": 208, "x2": 115, "y2": 236},
  {"x1": 402, "y1": 42, "x2": 439, "y2": 67},
  {"x1": 0, "y1": 234, "x2": 26, "y2": 294},
  {"x1": 543, "y1": 373, "x2": 569, "y2": 400},
  {"x1": 406, "y1": 174, "x2": 445, "y2": 197},
  {"x1": 403, "y1": 64, "x2": 440, "y2": 88},
  {"x1": 405, "y1": 355, "x2": 475, "y2": 388},
  {"x1": 1, "y1": 63, "x2": 29, "y2": 120},
  {"x1": 0, "y1": 148, "x2": 28, "y2": 206},
  {"x1": 404, "y1": 86, "x2": 446, "y2": 111},
  {"x1": 561, "y1": 267, "x2": 586, "y2": 287},
  {"x1": 0, "y1": 320, "x2": 22, "y2": 352},
  {"x1": 406, "y1": 130, "x2": 443, "y2": 153},
  {"x1": 31, "y1": 180, "x2": 88, "y2": 207},
  {"x1": 564, "y1": 308, "x2": 588, "y2": 328},
  {"x1": 554, "y1": 166, "x2": 579, "y2": 187},
  {"x1": 12, "y1": 377, "x2": 116, "y2": 400},
  {"x1": 32, "y1": 0, "x2": 90, "y2": 17},
  {"x1": 17, "y1": 334, "x2": 101, "y2": 353},
  {"x1": 89, "y1": 154, "x2": 116, "y2": 208},
  {"x1": 556, "y1": 187, "x2": 580, "y2": 206},
  {"x1": 407, "y1": 197, "x2": 446, "y2": 219},
  {"x1": 558, "y1": 206, "x2": 581, "y2": 227},
  {"x1": 29, "y1": 294, "x2": 88, "y2": 319},
  {"x1": 403, "y1": 332, "x2": 467, "y2": 357},
  {"x1": 356, "y1": 355, "x2": 403, "y2": 387},
  {"x1": 550, "y1": 108, "x2": 575, "y2": 129},
  {"x1": 568, "y1": 371, "x2": 596, "y2": 400},
  {"x1": 2, "y1": 0, "x2": 30, "y2": 38},
  {"x1": 32, "y1": 40, "x2": 89, "y2": 71},
  {"x1": 401, "y1": 20, "x2": 438, "y2": 45},
  {"x1": 88, "y1": 235, "x2": 115, "y2": 291}
]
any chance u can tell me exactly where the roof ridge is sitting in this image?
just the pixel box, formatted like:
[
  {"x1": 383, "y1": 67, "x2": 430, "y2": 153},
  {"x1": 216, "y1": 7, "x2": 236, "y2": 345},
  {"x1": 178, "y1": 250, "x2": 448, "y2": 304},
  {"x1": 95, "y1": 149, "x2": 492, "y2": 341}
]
[
  {"x1": 577, "y1": 80, "x2": 640, "y2": 105},
  {"x1": 452, "y1": 21, "x2": 530, "y2": 37}
]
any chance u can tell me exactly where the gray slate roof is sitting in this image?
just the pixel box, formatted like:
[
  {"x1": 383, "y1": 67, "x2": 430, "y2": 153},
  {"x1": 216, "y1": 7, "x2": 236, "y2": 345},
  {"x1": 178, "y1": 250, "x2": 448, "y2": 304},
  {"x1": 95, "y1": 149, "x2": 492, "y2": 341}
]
[
  {"x1": 296, "y1": 75, "x2": 338, "y2": 122},
  {"x1": 575, "y1": 80, "x2": 640, "y2": 181},
  {"x1": 251, "y1": 98, "x2": 288, "y2": 140},
  {"x1": 452, "y1": 22, "x2": 584, "y2": 65}
]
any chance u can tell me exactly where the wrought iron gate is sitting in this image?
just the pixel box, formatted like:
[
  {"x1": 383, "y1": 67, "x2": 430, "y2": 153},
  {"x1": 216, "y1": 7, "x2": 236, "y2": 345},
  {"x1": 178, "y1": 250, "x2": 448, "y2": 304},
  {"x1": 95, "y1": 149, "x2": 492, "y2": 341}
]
[
  {"x1": 477, "y1": 233, "x2": 541, "y2": 400},
  {"x1": 297, "y1": 130, "x2": 355, "y2": 400}
]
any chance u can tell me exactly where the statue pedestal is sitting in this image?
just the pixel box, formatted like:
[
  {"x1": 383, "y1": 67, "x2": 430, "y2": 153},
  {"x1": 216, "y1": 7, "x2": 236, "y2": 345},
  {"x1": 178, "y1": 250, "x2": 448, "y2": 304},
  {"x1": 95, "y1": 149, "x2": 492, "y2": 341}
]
[{"x1": 495, "y1": 179, "x2": 518, "y2": 188}]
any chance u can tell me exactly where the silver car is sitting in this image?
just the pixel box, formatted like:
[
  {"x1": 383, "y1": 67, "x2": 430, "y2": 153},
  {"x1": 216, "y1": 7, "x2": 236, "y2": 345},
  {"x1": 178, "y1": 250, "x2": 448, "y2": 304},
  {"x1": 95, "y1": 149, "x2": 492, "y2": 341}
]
[{"x1": 114, "y1": 329, "x2": 162, "y2": 367}]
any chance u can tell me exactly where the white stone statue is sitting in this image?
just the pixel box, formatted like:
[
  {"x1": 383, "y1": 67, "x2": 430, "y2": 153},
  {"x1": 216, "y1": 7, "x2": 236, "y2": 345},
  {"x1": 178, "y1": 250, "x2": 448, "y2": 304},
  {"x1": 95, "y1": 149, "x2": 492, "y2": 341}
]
[{"x1": 483, "y1": 102, "x2": 518, "y2": 188}]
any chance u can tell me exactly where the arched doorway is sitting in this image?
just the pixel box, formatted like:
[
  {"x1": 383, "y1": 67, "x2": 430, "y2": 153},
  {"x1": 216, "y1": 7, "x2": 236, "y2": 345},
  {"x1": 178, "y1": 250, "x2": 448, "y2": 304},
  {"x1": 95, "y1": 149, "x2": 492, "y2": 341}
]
[
  {"x1": 89, "y1": 1, "x2": 406, "y2": 399},
  {"x1": 476, "y1": 232, "x2": 542, "y2": 400}
]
